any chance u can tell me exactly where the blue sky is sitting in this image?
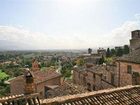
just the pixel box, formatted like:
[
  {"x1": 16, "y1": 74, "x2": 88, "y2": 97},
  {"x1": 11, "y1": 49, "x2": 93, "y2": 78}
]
[{"x1": 0, "y1": 0, "x2": 140, "y2": 50}]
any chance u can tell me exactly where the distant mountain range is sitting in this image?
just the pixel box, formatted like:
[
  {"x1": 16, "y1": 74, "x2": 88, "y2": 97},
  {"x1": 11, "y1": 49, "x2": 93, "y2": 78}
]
[
  {"x1": 0, "y1": 40, "x2": 32, "y2": 50},
  {"x1": 0, "y1": 40, "x2": 115, "y2": 51}
]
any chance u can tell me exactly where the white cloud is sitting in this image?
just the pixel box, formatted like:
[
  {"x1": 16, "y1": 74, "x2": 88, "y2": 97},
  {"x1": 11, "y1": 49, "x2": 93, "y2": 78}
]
[
  {"x1": 0, "y1": 26, "x2": 93, "y2": 49},
  {"x1": 0, "y1": 14, "x2": 140, "y2": 50},
  {"x1": 109, "y1": 21, "x2": 140, "y2": 46}
]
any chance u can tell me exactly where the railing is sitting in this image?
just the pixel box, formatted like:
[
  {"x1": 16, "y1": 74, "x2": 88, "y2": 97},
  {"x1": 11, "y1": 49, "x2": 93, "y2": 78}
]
[{"x1": 0, "y1": 93, "x2": 40, "y2": 105}]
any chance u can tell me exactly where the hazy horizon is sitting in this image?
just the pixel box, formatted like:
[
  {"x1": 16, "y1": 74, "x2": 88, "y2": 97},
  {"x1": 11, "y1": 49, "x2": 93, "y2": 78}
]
[{"x1": 0, "y1": 0, "x2": 140, "y2": 50}]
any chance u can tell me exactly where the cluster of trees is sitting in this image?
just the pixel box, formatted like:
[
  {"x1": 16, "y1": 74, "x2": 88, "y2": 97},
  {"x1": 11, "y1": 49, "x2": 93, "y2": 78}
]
[
  {"x1": 76, "y1": 58, "x2": 85, "y2": 66},
  {"x1": 99, "y1": 55, "x2": 105, "y2": 64},
  {"x1": 60, "y1": 61, "x2": 73, "y2": 80},
  {"x1": 38, "y1": 55, "x2": 75, "y2": 80},
  {"x1": 87, "y1": 45, "x2": 130, "y2": 65},
  {"x1": 0, "y1": 70, "x2": 10, "y2": 96},
  {"x1": 0, "y1": 62, "x2": 24, "y2": 78},
  {"x1": 106, "y1": 45, "x2": 130, "y2": 57},
  {"x1": 46, "y1": 57, "x2": 58, "y2": 67}
]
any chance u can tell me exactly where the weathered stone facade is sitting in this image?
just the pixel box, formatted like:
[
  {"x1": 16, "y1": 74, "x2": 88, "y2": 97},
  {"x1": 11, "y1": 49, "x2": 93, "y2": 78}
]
[
  {"x1": 116, "y1": 30, "x2": 140, "y2": 87},
  {"x1": 130, "y1": 30, "x2": 140, "y2": 52},
  {"x1": 73, "y1": 64, "x2": 117, "y2": 91},
  {"x1": 116, "y1": 60, "x2": 140, "y2": 87}
]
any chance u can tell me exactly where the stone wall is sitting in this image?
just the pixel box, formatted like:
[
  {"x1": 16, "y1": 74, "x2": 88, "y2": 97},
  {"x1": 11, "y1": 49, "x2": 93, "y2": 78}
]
[
  {"x1": 116, "y1": 61, "x2": 140, "y2": 87},
  {"x1": 73, "y1": 65, "x2": 118, "y2": 91},
  {"x1": 130, "y1": 39, "x2": 140, "y2": 51},
  {"x1": 36, "y1": 77, "x2": 61, "y2": 98},
  {"x1": 130, "y1": 30, "x2": 140, "y2": 52}
]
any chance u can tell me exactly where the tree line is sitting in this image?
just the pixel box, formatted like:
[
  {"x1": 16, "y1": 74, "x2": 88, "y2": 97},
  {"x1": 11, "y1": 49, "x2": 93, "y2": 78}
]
[{"x1": 106, "y1": 45, "x2": 130, "y2": 57}]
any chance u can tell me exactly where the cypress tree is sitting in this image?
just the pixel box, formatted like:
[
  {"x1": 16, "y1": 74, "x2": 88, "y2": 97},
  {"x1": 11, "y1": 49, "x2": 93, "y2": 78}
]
[{"x1": 106, "y1": 48, "x2": 111, "y2": 57}]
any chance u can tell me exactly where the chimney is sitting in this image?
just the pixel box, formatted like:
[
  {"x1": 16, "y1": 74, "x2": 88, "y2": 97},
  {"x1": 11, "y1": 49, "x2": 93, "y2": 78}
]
[
  {"x1": 86, "y1": 63, "x2": 93, "y2": 68},
  {"x1": 24, "y1": 68, "x2": 35, "y2": 95}
]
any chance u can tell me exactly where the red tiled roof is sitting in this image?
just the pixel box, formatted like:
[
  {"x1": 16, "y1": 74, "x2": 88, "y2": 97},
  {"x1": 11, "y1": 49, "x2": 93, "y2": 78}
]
[
  {"x1": 8, "y1": 70, "x2": 61, "y2": 84},
  {"x1": 43, "y1": 85, "x2": 140, "y2": 105},
  {"x1": 33, "y1": 70, "x2": 61, "y2": 84}
]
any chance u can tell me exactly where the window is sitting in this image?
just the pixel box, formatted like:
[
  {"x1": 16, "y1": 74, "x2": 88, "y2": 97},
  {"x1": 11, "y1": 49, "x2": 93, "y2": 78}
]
[
  {"x1": 87, "y1": 83, "x2": 91, "y2": 91},
  {"x1": 93, "y1": 73, "x2": 96, "y2": 80},
  {"x1": 40, "y1": 91, "x2": 43, "y2": 96},
  {"x1": 127, "y1": 65, "x2": 132, "y2": 74},
  {"x1": 111, "y1": 73, "x2": 115, "y2": 85},
  {"x1": 78, "y1": 73, "x2": 80, "y2": 79},
  {"x1": 93, "y1": 85, "x2": 95, "y2": 91}
]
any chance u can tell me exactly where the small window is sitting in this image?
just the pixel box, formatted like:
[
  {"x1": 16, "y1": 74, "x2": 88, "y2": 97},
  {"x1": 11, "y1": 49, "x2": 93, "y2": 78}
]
[
  {"x1": 127, "y1": 65, "x2": 132, "y2": 74},
  {"x1": 40, "y1": 91, "x2": 43, "y2": 96},
  {"x1": 78, "y1": 73, "x2": 80, "y2": 79},
  {"x1": 93, "y1": 73, "x2": 96, "y2": 80},
  {"x1": 111, "y1": 73, "x2": 115, "y2": 85},
  {"x1": 87, "y1": 83, "x2": 91, "y2": 91},
  {"x1": 93, "y1": 85, "x2": 95, "y2": 91}
]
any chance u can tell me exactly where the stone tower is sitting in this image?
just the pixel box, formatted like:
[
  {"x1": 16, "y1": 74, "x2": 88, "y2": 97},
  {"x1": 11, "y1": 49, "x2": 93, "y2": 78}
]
[{"x1": 130, "y1": 30, "x2": 140, "y2": 52}]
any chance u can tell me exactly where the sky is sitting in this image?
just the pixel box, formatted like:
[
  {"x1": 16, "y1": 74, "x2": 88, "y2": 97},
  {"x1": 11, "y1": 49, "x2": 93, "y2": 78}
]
[{"x1": 0, "y1": 0, "x2": 140, "y2": 50}]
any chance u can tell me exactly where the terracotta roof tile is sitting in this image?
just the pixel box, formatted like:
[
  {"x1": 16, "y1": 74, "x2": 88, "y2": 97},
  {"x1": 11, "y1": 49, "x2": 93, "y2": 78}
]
[
  {"x1": 8, "y1": 70, "x2": 61, "y2": 84},
  {"x1": 43, "y1": 85, "x2": 140, "y2": 105},
  {"x1": 33, "y1": 70, "x2": 61, "y2": 84}
]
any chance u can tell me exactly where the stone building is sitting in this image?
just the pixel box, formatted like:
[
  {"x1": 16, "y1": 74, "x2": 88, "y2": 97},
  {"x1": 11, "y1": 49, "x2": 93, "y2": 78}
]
[
  {"x1": 73, "y1": 64, "x2": 117, "y2": 91},
  {"x1": 31, "y1": 58, "x2": 40, "y2": 71},
  {"x1": 116, "y1": 49, "x2": 140, "y2": 86},
  {"x1": 97, "y1": 48, "x2": 106, "y2": 57},
  {"x1": 116, "y1": 30, "x2": 140, "y2": 87},
  {"x1": 74, "y1": 30, "x2": 140, "y2": 91},
  {"x1": 8, "y1": 59, "x2": 62, "y2": 98},
  {"x1": 78, "y1": 48, "x2": 106, "y2": 66}
]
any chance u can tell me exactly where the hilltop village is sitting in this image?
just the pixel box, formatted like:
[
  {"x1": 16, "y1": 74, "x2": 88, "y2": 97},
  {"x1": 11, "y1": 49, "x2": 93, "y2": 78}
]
[{"x1": 0, "y1": 30, "x2": 140, "y2": 104}]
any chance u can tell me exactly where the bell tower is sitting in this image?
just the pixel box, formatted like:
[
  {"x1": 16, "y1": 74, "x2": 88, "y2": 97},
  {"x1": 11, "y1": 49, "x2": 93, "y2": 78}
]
[{"x1": 31, "y1": 58, "x2": 40, "y2": 72}]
